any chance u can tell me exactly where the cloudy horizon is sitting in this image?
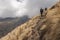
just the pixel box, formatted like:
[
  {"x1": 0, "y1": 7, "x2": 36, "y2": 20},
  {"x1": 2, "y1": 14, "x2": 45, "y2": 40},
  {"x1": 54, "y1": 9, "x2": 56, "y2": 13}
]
[{"x1": 0, "y1": 0, "x2": 59, "y2": 18}]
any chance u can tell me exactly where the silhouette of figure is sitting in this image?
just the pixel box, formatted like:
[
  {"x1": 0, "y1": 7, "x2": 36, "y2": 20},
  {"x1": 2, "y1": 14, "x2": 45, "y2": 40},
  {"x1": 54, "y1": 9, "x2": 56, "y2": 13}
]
[
  {"x1": 40, "y1": 8, "x2": 43, "y2": 17},
  {"x1": 45, "y1": 8, "x2": 47, "y2": 11},
  {"x1": 45, "y1": 8, "x2": 47, "y2": 17}
]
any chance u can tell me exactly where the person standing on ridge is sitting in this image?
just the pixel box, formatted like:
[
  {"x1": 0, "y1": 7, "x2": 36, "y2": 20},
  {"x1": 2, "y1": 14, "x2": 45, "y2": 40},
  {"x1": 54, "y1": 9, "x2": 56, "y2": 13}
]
[
  {"x1": 45, "y1": 8, "x2": 47, "y2": 16},
  {"x1": 45, "y1": 8, "x2": 47, "y2": 11},
  {"x1": 40, "y1": 8, "x2": 43, "y2": 17}
]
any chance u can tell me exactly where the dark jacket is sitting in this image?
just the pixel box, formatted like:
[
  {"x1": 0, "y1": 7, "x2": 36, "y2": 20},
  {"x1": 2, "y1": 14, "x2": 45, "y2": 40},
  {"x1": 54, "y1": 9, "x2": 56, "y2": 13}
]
[{"x1": 40, "y1": 8, "x2": 43, "y2": 14}]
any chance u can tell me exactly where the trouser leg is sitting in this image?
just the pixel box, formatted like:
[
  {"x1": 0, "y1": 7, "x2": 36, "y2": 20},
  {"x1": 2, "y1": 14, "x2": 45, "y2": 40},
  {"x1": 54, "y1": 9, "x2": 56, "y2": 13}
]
[{"x1": 41, "y1": 12, "x2": 43, "y2": 17}]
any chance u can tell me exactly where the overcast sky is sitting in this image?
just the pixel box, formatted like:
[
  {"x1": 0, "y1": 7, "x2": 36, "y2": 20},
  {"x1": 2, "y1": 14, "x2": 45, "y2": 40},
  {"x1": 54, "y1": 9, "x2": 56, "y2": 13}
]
[{"x1": 0, "y1": 0, "x2": 59, "y2": 18}]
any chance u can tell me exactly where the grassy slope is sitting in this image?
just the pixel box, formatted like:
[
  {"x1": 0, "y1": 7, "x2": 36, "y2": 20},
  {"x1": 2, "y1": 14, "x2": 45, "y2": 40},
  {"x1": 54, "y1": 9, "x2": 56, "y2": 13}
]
[{"x1": 0, "y1": 16, "x2": 29, "y2": 38}]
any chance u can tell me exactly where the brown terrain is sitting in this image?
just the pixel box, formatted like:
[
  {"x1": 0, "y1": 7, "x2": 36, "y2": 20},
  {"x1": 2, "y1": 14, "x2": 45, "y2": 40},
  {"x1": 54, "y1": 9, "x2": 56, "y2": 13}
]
[
  {"x1": 0, "y1": 15, "x2": 29, "y2": 38},
  {"x1": 0, "y1": 2, "x2": 60, "y2": 40}
]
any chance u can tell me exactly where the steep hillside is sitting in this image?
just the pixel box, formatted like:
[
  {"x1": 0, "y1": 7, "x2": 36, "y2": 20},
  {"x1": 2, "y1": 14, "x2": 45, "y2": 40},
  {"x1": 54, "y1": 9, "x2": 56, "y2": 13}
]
[
  {"x1": 0, "y1": 15, "x2": 29, "y2": 38},
  {"x1": 0, "y1": 2, "x2": 60, "y2": 40}
]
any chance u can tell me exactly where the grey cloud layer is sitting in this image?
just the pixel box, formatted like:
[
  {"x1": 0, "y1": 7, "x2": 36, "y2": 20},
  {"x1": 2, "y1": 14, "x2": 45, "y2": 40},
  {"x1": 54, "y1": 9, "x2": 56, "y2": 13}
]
[{"x1": 0, "y1": 0, "x2": 59, "y2": 18}]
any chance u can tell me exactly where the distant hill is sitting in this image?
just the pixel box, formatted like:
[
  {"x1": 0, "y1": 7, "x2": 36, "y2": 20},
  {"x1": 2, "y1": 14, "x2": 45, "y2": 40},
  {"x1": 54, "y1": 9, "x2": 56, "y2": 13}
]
[
  {"x1": 0, "y1": 1, "x2": 60, "y2": 40},
  {"x1": 0, "y1": 15, "x2": 30, "y2": 38}
]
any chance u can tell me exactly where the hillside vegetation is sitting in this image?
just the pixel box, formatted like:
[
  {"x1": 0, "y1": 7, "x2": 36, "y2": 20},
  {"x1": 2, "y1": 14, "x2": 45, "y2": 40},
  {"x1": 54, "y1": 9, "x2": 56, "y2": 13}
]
[
  {"x1": 0, "y1": 15, "x2": 29, "y2": 38},
  {"x1": 0, "y1": 2, "x2": 60, "y2": 40}
]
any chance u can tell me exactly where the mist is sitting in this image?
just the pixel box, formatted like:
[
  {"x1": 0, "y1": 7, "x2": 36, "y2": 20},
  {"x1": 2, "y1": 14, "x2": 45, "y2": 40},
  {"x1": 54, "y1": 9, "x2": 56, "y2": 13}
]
[{"x1": 0, "y1": 0, "x2": 59, "y2": 18}]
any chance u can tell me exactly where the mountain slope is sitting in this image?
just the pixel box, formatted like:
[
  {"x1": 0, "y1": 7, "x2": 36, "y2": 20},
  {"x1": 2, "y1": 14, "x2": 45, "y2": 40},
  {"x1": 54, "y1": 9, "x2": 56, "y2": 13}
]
[
  {"x1": 0, "y1": 15, "x2": 29, "y2": 38},
  {"x1": 0, "y1": 15, "x2": 47, "y2": 40},
  {"x1": 0, "y1": 2, "x2": 60, "y2": 40}
]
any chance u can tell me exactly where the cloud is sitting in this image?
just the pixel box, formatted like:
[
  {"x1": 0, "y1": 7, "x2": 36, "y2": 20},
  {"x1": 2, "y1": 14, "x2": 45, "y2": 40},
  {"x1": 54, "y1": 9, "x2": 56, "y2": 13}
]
[
  {"x1": 0, "y1": 0, "x2": 59, "y2": 18},
  {"x1": 19, "y1": 0, "x2": 59, "y2": 17}
]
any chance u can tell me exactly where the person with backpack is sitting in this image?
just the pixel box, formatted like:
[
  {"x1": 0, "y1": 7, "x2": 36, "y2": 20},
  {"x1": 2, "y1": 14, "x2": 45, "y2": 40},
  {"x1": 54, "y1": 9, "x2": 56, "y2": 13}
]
[
  {"x1": 45, "y1": 8, "x2": 47, "y2": 11},
  {"x1": 40, "y1": 8, "x2": 44, "y2": 17},
  {"x1": 44, "y1": 8, "x2": 47, "y2": 16}
]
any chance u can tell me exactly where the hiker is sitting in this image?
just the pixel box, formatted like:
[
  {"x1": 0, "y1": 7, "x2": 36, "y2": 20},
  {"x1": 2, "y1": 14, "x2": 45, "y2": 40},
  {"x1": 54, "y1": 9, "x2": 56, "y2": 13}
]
[
  {"x1": 45, "y1": 8, "x2": 47, "y2": 11},
  {"x1": 40, "y1": 8, "x2": 44, "y2": 17},
  {"x1": 45, "y1": 8, "x2": 47, "y2": 16}
]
